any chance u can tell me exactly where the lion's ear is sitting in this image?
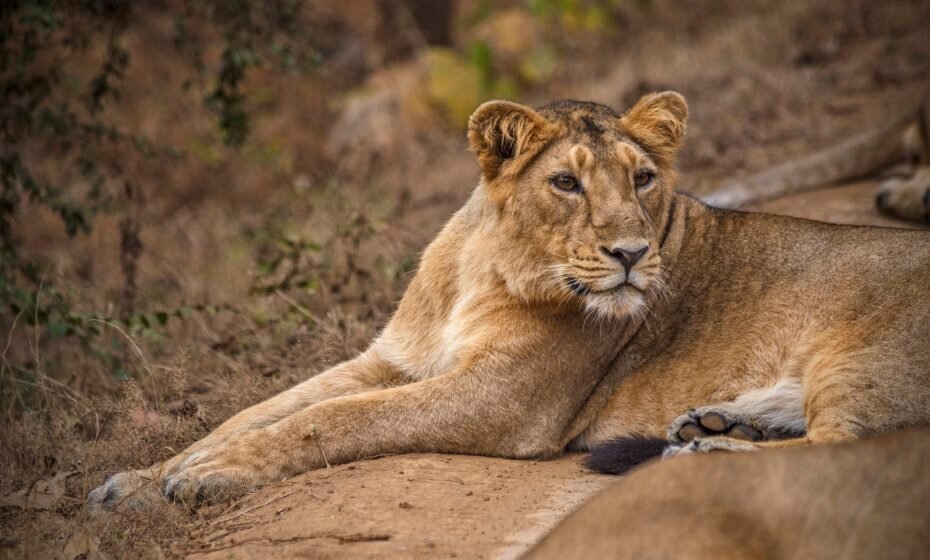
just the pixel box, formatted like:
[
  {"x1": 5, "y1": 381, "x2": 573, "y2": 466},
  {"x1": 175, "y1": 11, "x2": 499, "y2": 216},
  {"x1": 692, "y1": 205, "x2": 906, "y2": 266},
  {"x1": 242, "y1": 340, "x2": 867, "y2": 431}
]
[
  {"x1": 619, "y1": 91, "x2": 688, "y2": 165},
  {"x1": 468, "y1": 101, "x2": 553, "y2": 183}
]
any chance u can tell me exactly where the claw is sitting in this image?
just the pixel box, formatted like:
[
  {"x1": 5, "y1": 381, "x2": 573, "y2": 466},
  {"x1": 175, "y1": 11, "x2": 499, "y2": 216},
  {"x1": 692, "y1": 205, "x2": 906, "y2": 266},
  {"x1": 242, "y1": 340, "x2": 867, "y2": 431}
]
[{"x1": 162, "y1": 477, "x2": 177, "y2": 501}]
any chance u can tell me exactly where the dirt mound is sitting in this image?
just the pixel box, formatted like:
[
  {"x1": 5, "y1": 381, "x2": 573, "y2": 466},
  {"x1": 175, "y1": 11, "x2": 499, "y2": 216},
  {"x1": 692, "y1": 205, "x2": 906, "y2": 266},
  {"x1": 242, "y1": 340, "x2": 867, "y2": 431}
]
[{"x1": 177, "y1": 454, "x2": 610, "y2": 560}]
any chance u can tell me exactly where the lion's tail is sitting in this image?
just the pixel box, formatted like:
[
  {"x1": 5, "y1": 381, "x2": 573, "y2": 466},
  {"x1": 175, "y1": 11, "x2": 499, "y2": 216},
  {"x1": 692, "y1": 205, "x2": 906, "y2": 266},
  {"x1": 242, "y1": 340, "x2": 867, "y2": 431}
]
[
  {"x1": 701, "y1": 101, "x2": 925, "y2": 209},
  {"x1": 585, "y1": 436, "x2": 670, "y2": 475}
]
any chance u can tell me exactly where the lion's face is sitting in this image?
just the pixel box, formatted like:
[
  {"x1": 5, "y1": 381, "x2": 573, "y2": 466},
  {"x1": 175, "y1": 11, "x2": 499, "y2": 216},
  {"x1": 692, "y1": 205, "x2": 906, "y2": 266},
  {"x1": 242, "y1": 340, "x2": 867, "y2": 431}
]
[
  {"x1": 468, "y1": 93, "x2": 688, "y2": 319},
  {"x1": 514, "y1": 134, "x2": 670, "y2": 318}
]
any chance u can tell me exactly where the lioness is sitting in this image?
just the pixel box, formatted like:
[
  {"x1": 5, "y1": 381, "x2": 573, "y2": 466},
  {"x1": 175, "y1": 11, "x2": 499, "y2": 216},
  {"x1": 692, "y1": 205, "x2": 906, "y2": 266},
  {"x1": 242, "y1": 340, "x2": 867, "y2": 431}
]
[
  {"x1": 525, "y1": 428, "x2": 930, "y2": 560},
  {"x1": 88, "y1": 92, "x2": 930, "y2": 511}
]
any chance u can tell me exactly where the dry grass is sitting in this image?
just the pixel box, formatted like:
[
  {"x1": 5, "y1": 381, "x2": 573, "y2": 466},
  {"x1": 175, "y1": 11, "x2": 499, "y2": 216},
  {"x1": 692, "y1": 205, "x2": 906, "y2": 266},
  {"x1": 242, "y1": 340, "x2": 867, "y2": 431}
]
[{"x1": 2, "y1": 1, "x2": 929, "y2": 558}]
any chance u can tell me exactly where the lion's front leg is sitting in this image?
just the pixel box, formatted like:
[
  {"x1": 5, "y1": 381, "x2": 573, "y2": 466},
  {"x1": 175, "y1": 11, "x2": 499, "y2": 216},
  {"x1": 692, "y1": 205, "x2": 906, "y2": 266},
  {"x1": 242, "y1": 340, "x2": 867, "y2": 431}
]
[
  {"x1": 160, "y1": 362, "x2": 569, "y2": 505},
  {"x1": 88, "y1": 351, "x2": 401, "y2": 512}
]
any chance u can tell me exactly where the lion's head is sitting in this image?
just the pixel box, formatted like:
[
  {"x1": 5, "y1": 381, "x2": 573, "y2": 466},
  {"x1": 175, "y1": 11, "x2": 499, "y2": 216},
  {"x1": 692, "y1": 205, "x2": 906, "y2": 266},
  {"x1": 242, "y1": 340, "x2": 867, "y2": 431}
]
[{"x1": 467, "y1": 92, "x2": 688, "y2": 319}]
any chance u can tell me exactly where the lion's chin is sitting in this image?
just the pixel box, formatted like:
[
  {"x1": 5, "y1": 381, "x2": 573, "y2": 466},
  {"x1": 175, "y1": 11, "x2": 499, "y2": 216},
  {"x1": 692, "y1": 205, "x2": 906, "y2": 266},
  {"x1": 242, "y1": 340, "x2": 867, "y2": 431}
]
[{"x1": 583, "y1": 288, "x2": 646, "y2": 320}]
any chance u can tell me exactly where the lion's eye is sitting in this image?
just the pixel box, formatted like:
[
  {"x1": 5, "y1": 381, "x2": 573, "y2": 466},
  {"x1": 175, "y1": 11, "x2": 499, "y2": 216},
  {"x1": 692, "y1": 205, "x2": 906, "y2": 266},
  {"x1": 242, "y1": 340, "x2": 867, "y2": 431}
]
[
  {"x1": 551, "y1": 174, "x2": 581, "y2": 193},
  {"x1": 634, "y1": 171, "x2": 655, "y2": 189}
]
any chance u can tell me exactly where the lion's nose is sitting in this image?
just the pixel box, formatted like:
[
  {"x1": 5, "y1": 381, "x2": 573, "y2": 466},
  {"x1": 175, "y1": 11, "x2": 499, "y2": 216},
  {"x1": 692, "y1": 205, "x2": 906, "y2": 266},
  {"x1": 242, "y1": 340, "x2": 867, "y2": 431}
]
[{"x1": 602, "y1": 244, "x2": 648, "y2": 274}]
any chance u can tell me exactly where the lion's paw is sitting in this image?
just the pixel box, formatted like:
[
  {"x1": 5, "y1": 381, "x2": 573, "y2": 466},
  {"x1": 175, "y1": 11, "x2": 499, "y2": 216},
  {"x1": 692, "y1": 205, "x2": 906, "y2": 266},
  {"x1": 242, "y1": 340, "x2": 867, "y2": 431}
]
[
  {"x1": 162, "y1": 447, "x2": 266, "y2": 505},
  {"x1": 876, "y1": 167, "x2": 930, "y2": 224},
  {"x1": 663, "y1": 437, "x2": 759, "y2": 458},
  {"x1": 87, "y1": 468, "x2": 164, "y2": 514},
  {"x1": 667, "y1": 407, "x2": 764, "y2": 444}
]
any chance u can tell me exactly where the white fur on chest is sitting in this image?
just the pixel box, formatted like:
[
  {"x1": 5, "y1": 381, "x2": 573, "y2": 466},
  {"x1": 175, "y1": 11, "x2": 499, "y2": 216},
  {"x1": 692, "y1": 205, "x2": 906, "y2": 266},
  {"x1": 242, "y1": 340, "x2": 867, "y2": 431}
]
[{"x1": 375, "y1": 287, "x2": 482, "y2": 381}]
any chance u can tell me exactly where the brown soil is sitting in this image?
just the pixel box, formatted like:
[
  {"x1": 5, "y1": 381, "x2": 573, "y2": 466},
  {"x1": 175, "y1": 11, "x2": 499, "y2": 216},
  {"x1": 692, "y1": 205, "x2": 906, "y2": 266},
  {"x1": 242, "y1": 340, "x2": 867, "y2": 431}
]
[{"x1": 179, "y1": 454, "x2": 610, "y2": 560}]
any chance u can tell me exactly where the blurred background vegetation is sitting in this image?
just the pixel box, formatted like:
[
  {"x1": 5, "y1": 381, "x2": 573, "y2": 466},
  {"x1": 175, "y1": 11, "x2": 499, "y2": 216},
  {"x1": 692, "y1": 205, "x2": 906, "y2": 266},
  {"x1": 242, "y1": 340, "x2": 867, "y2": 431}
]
[
  {"x1": 1, "y1": 0, "x2": 928, "y2": 557},
  {"x1": 0, "y1": 0, "x2": 646, "y2": 409}
]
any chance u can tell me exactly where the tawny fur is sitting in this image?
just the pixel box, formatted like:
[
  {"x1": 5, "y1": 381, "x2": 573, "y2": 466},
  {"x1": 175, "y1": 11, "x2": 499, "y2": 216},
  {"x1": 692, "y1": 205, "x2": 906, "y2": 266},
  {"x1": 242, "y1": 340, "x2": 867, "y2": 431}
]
[
  {"x1": 524, "y1": 429, "x2": 930, "y2": 560},
  {"x1": 88, "y1": 92, "x2": 930, "y2": 511}
]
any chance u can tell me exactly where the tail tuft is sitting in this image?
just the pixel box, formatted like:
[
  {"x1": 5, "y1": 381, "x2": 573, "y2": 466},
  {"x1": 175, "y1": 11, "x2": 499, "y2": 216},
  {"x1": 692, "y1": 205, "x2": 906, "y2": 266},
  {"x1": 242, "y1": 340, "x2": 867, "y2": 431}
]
[{"x1": 585, "y1": 436, "x2": 669, "y2": 475}]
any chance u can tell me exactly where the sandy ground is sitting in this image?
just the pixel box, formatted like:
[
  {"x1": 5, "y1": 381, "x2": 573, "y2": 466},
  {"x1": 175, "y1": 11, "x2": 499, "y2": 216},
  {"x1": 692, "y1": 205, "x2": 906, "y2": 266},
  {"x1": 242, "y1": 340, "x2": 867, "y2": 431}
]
[
  {"x1": 179, "y1": 454, "x2": 610, "y2": 560},
  {"x1": 169, "y1": 180, "x2": 924, "y2": 560}
]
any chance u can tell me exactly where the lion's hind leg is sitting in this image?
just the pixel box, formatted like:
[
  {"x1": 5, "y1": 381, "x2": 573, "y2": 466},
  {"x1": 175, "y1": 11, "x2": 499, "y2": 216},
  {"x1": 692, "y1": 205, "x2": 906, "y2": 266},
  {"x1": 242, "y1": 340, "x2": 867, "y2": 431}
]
[
  {"x1": 667, "y1": 377, "x2": 807, "y2": 445},
  {"x1": 667, "y1": 435, "x2": 813, "y2": 458},
  {"x1": 667, "y1": 350, "x2": 930, "y2": 459},
  {"x1": 587, "y1": 378, "x2": 808, "y2": 474}
]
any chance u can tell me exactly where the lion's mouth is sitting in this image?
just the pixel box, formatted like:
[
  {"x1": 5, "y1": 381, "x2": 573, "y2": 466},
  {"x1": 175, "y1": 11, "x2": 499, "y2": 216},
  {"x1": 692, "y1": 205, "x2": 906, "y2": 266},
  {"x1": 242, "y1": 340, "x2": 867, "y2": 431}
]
[
  {"x1": 566, "y1": 276, "x2": 644, "y2": 296},
  {"x1": 566, "y1": 277, "x2": 591, "y2": 296}
]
